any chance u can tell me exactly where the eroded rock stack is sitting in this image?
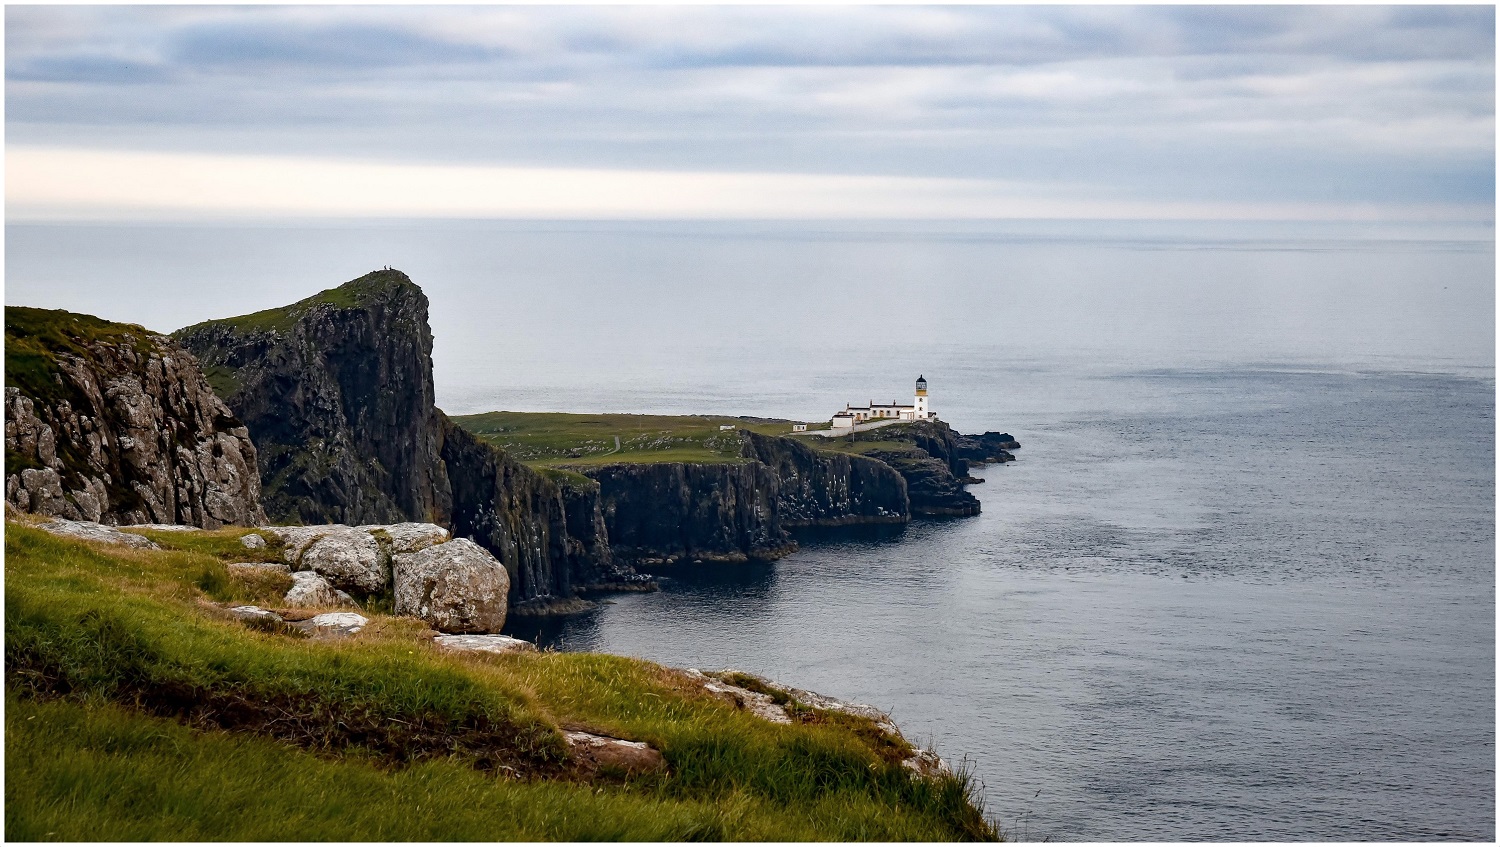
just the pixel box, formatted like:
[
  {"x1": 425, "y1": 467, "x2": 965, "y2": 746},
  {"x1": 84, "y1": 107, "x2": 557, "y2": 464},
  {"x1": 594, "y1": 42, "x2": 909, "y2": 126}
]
[{"x1": 4, "y1": 307, "x2": 265, "y2": 528}]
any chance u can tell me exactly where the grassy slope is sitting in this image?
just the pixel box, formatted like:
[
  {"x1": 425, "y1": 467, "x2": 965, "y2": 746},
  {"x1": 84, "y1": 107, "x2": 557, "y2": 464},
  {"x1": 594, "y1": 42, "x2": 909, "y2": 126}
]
[
  {"x1": 451, "y1": 411, "x2": 823, "y2": 467},
  {"x1": 4, "y1": 520, "x2": 997, "y2": 841}
]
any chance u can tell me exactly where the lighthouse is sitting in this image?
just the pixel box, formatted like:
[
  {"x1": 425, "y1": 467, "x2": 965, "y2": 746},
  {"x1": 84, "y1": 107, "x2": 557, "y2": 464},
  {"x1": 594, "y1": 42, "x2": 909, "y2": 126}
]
[{"x1": 914, "y1": 375, "x2": 931, "y2": 419}]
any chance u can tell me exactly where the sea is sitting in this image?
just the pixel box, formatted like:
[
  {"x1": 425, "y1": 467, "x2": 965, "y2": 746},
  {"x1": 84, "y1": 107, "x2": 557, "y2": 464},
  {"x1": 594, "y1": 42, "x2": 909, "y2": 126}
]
[{"x1": 6, "y1": 218, "x2": 1495, "y2": 840}]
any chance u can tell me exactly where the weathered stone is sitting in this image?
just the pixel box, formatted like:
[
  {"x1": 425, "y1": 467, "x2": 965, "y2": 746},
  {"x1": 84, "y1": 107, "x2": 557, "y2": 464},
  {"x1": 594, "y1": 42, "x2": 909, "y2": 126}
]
[
  {"x1": 433, "y1": 634, "x2": 538, "y2": 655},
  {"x1": 692, "y1": 667, "x2": 954, "y2": 779},
  {"x1": 4, "y1": 307, "x2": 266, "y2": 528},
  {"x1": 683, "y1": 668, "x2": 792, "y2": 725},
  {"x1": 283, "y1": 570, "x2": 355, "y2": 608},
  {"x1": 37, "y1": 518, "x2": 159, "y2": 549},
  {"x1": 293, "y1": 611, "x2": 367, "y2": 636},
  {"x1": 227, "y1": 605, "x2": 282, "y2": 623},
  {"x1": 393, "y1": 538, "x2": 509, "y2": 633},
  {"x1": 358, "y1": 522, "x2": 449, "y2": 554},
  {"x1": 239, "y1": 532, "x2": 266, "y2": 549},
  {"x1": 563, "y1": 730, "x2": 667, "y2": 775},
  {"x1": 121, "y1": 523, "x2": 201, "y2": 532},
  {"x1": 299, "y1": 527, "x2": 385, "y2": 593}
]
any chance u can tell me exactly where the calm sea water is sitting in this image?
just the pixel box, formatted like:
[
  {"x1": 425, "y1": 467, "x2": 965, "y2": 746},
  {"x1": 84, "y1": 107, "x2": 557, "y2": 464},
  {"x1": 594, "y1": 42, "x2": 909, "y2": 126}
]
[{"x1": 7, "y1": 219, "x2": 1495, "y2": 840}]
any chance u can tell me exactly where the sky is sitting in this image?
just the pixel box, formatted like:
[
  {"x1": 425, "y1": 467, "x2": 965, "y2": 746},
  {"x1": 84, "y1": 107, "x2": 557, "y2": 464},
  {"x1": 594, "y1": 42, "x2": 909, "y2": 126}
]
[{"x1": 5, "y1": 5, "x2": 1496, "y2": 222}]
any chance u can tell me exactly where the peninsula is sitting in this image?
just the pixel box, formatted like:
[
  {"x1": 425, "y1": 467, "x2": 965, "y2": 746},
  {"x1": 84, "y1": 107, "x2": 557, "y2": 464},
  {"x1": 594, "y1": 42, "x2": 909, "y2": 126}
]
[{"x1": 5, "y1": 269, "x2": 1015, "y2": 839}]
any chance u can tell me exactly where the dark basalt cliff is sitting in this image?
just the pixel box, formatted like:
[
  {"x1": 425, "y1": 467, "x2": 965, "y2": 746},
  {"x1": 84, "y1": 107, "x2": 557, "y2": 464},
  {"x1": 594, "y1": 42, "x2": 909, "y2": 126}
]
[
  {"x1": 174, "y1": 271, "x2": 451, "y2": 526},
  {"x1": 575, "y1": 461, "x2": 796, "y2": 566},
  {"x1": 740, "y1": 429, "x2": 907, "y2": 527},
  {"x1": 440, "y1": 417, "x2": 626, "y2": 610},
  {"x1": 5, "y1": 307, "x2": 265, "y2": 527},
  {"x1": 176, "y1": 270, "x2": 633, "y2": 611},
  {"x1": 954, "y1": 431, "x2": 1019, "y2": 466},
  {"x1": 849, "y1": 420, "x2": 982, "y2": 517}
]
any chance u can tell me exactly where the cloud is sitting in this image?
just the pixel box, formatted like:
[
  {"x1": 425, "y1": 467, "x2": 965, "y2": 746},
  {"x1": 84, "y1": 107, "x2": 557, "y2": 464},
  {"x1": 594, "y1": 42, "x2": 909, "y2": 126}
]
[
  {"x1": 8, "y1": 146, "x2": 1489, "y2": 224},
  {"x1": 4, "y1": 6, "x2": 1492, "y2": 217}
]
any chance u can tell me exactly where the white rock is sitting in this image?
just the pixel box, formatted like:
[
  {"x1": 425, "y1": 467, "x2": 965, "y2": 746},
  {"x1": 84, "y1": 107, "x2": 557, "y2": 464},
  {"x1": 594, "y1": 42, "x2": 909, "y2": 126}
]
[
  {"x1": 122, "y1": 523, "x2": 201, "y2": 532},
  {"x1": 257, "y1": 526, "x2": 332, "y2": 563},
  {"x1": 433, "y1": 634, "x2": 537, "y2": 655},
  {"x1": 39, "y1": 518, "x2": 159, "y2": 549},
  {"x1": 285, "y1": 526, "x2": 385, "y2": 593},
  {"x1": 300, "y1": 612, "x2": 367, "y2": 635},
  {"x1": 284, "y1": 570, "x2": 355, "y2": 608},
  {"x1": 239, "y1": 533, "x2": 267, "y2": 550},
  {"x1": 228, "y1": 605, "x2": 282, "y2": 623},
  {"x1": 684, "y1": 668, "x2": 791, "y2": 725},
  {"x1": 393, "y1": 538, "x2": 509, "y2": 633},
  {"x1": 358, "y1": 522, "x2": 449, "y2": 554}
]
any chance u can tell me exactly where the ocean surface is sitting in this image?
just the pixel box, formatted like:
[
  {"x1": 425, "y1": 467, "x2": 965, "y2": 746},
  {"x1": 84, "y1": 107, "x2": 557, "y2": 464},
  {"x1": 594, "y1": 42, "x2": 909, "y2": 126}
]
[{"x1": 6, "y1": 218, "x2": 1495, "y2": 840}]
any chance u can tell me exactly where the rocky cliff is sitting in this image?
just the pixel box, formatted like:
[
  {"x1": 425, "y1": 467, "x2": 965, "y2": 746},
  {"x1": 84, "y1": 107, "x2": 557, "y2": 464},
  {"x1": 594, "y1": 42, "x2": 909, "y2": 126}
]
[
  {"x1": 739, "y1": 429, "x2": 908, "y2": 527},
  {"x1": 575, "y1": 460, "x2": 796, "y2": 567},
  {"x1": 173, "y1": 270, "x2": 451, "y2": 526},
  {"x1": 175, "y1": 270, "x2": 630, "y2": 611},
  {"x1": 5, "y1": 307, "x2": 265, "y2": 527},
  {"x1": 439, "y1": 416, "x2": 628, "y2": 611}
]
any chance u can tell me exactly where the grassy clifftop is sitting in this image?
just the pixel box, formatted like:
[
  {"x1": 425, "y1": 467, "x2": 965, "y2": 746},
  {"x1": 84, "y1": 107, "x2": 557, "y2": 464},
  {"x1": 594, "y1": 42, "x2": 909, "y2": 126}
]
[
  {"x1": 451, "y1": 411, "x2": 826, "y2": 467},
  {"x1": 4, "y1": 518, "x2": 996, "y2": 841},
  {"x1": 4, "y1": 306, "x2": 158, "y2": 409},
  {"x1": 173, "y1": 269, "x2": 417, "y2": 340}
]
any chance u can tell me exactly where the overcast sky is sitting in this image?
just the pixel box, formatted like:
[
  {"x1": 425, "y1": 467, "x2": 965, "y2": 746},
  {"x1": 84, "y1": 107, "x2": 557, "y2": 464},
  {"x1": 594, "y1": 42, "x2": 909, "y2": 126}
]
[{"x1": 6, "y1": 5, "x2": 1494, "y2": 222}]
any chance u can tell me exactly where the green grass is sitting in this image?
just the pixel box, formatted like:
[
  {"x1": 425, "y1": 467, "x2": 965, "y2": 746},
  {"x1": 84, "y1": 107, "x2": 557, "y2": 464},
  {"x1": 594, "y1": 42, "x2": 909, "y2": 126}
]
[
  {"x1": 5, "y1": 521, "x2": 998, "y2": 841},
  {"x1": 4, "y1": 306, "x2": 159, "y2": 413},
  {"x1": 451, "y1": 411, "x2": 816, "y2": 468},
  {"x1": 172, "y1": 269, "x2": 412, "y2": 339}
]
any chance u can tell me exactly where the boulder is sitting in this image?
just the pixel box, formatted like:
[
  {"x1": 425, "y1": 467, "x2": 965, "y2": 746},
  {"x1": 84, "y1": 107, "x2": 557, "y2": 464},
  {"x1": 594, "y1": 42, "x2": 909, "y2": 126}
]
[
  {"x1": 227, "y1": 605, "x2": 282, "y2": 623},
  {"x1": 284, "y1": 570, "x2": 356, "y2": 608},
  {"x1": 433, "y1": 634, "x2": 537, "y2": 655},
  {"x1": 263, "y1": 525, "x2": 385, "y2": 593},
  {"x1": 38, "y1": 518, "x2": 159, "y2": 550},
  {"x1": 393, "y1": 538, "x2": 509, "y2": 633},
  {"x1": 359, "y1": 522, "x2": 449, "y2": 554},
  {"x1": 293, "y1": 612, "x2": 367, "y2": 636},
  {"x1": 239, "y1": 532, "x2": 267, "y2": 550}
]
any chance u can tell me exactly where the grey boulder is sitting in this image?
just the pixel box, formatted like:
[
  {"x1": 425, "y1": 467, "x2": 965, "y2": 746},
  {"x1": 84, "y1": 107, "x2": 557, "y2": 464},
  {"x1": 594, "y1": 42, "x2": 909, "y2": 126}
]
[
  {"x1": 284, "y1": 571, "x2": 356, "y2": 608},
  {"x1": 393, "y1": 538, "x2": 510, "y2": 634},
  {"x1": 38, "y1": 518, "x2": 160, "y2": 549}
]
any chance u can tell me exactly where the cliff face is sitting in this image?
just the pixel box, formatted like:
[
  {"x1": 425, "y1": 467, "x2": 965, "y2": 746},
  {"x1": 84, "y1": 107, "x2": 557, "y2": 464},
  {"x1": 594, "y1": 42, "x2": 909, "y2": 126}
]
[
  {"x1": 5, "y1": 307, "x2": 265, "y2": 527},
  {"x1": 174, "y1": 271, "x2": 451, "y2": 526},
  {"x1": 739, "y1": 430, "x2": 907, "y2": 527},
  {"x1": 576, "y1": 461, "x2": 796, "y2": 566},
  {"x1": 176, "y1": 271, "x2": 625, "y2": 610},
  {"x1": 439, "y1": 416, "x2": 624, "y2": 609}
]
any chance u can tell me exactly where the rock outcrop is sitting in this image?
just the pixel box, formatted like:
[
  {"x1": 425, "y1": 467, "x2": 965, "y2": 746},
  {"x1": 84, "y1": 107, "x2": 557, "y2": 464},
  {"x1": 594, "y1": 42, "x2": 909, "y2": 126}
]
[
  {"x1": 575, "y1": 461, "x2": 796, "y2": 567},
  {"x1": 5, "y1": 307, "x2": 265, "y2": 528},
  {"x1": 953, "y1": 431, "x2": 1019, "y2": 465},
  {"x1": 392, "y1": 537, "x2": 511, "y2": 633},
  {"x1": 173, "y1": 270, "x2": 451, "y2": 526},
  {"x1": 35, "y1": 517, "x2": 160, "y2": 549}
]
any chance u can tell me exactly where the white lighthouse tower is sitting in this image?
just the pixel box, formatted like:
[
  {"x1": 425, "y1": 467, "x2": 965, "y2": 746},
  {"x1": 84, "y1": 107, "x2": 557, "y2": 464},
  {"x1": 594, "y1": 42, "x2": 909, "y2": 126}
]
[{"x1": 914, "y1": 375, "x2": 931, "y2": 419}]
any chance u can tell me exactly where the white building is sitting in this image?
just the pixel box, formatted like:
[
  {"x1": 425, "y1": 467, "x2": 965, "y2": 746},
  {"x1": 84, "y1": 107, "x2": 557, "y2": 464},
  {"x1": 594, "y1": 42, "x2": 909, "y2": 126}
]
[{"x1": 831, "y1": 376, "x2": 934, "y2": 429}]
